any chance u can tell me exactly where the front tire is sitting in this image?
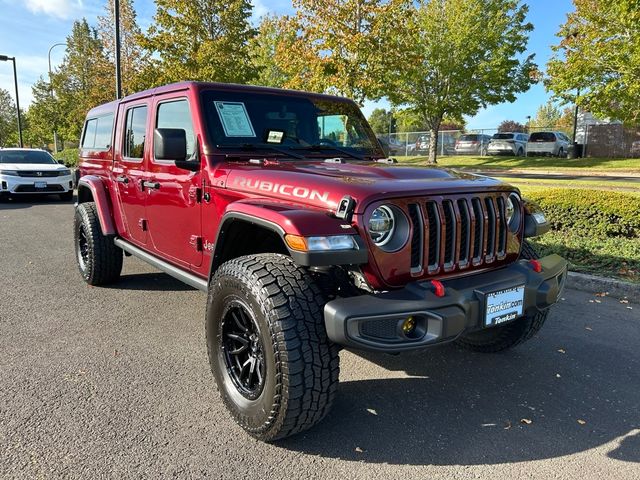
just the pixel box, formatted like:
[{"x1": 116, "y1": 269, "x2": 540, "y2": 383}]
[
  {"x1": 455, "y1": 242, "x2": 550, "y2": 353},
  {"x1": 74, "y1": 202, "x2": 123, "y2": 285},
  {"x1": 206, "y1": 254, "x2": 340, "y2": 441}
]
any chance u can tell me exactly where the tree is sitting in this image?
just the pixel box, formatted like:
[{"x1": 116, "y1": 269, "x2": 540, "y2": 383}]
[
  {"x1": 547, "y1": 0, "x2": 640, "y2": 126},
  {"x1": 498, "y1": 119, "x2": 527, "y2": 132},
  {"x1": 250, "y1": 14, "x2": 296, "y2": 88},
  {"x1": 532, "y1": 100, "x2": 562, "y2": 129},
  {"x1": 368, "y1": 108, "x2": 396, "y2": 134},
  {"x1": 0, "y1": 88, "x2": 18, "y2": 147},
  {"x1": 388, "y1": 0, "x2": 536, "y2": 163},
  {"x1": 140, "y1": 0, "x2": 256, "y2": 86},
  {"x1": 51, "y1": 19, "x2": 113, "y2": 143},
  {"x1": 98, "y1": 0, "x2": 149, "y2": 95},
  {"x1": 279, "y1": 0, "x2": 409, "y2": 105},
  {"x1": 23, "y1": 78, "x2": 59, "y2": 148}
]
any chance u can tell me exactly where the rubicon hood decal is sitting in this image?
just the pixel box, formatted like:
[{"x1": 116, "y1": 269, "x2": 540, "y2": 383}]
[{"x1": 232, "y1": 176, "x2": 330, "y2": 204}]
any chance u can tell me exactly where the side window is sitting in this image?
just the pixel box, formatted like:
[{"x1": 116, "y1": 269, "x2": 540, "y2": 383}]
[
  {"x1": 156, "y1": 99, "x2": 195, "y2": 158},
  {"x1": 94, "y1": 114, "x2": 114, "y2": 149},
  {"x1": 82, "y1": 119, "x2": 97, "y2": 148},
  {"x1": 123, "y1": 106, "x2": 148, "y2": 159}
]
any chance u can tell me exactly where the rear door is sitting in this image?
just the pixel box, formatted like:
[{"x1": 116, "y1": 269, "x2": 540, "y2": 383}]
[
  {"x1": 112, "y1": 102, "x2": 150, "y2": 245},
  {"x1": 144, "y1": 96, "x2": 203, "y2": 268}
]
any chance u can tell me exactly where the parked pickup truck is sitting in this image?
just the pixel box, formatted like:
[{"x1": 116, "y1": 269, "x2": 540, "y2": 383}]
[{"x1": 73, "y1": 81, "x2": 567, "y2": 441}]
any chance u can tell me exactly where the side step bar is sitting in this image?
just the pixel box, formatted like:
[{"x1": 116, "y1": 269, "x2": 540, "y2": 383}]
[{"x1": 114, "y1": 238, "x2": 208, "y2": 292}]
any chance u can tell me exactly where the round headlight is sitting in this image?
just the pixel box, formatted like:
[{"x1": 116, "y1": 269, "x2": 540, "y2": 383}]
[
  {"x1": 506, "y1": 193, "x2": 521, "y2": 230},
  {"x1": 369, "y1": 205, "x2": 395, "y2": 246}
]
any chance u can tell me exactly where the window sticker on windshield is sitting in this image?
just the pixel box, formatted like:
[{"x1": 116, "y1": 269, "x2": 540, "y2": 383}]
[
  {"x1": 266, "y1": 130, "x2": 284, "y2": 144},
  {"x1": 214, "y1": 101, "x2": 256, "y2": 137}
]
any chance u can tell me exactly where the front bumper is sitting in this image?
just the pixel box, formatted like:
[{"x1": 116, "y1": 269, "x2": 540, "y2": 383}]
[
  {"x1": 324, "y1": 254, "x2": 568, "y2": 352},
  {"x1": 0, "y1": 174, "x2": 74, "y2": 195}
]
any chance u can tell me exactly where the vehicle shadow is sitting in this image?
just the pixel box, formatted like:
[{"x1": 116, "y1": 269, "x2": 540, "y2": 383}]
[
  {"x1": 0, "y1": 194, "x2": 75, "y2": 210},
  {"x1": 107, "y1": 272, "x2": 197, "y2": 291},
  {"x1": 278, "y1": 339, "x2": 640, "y2": 465}
]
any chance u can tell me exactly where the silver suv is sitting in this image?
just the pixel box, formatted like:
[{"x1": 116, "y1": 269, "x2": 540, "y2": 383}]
[
  {"x1": 527, "y1": 131, "x2": 570, "y2": 157},
  {"x1": 488, "y1": 132, "x2": 529, "y2": 156}
]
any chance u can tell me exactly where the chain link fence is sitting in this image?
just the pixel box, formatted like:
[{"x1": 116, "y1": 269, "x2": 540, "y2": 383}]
[{"x1": 378, "y1": 121, "x2": 639, "y2": 158}]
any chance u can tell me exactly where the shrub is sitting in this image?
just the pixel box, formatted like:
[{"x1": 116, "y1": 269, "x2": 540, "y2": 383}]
[
  {"x1": 54, "y1": 148, "x2": 79, "y2": 167},
  {"x1": 522, "y1": 188, "x2": 640, "y2": 239}
]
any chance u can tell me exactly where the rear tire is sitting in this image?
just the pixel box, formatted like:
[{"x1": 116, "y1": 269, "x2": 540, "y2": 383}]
[
  {"x1": 74, "y1": 202, "x2": 123, "y2": 285},
  {"x1": 206, "y1": 253, "x2": 340, "y2": 441},
  {"x1": 455, "y1": 241, "x2": 549, "y2": 353}
]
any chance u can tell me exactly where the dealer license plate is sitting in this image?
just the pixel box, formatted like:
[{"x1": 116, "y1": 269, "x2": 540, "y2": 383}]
[
  {"x1": 485, "y1": 285, "x2": 525, "y2": 326},
  {"x1": 34, "y1": 181, "x2": 47, "y2": 189}
]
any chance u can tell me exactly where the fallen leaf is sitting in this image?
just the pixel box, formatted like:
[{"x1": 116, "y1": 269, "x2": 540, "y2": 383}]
[
  {"x1": 595, "y1": 292, "x2": 607, "y2": 297},
  {"x1": 577, "y1": 419, "x2": 586, "y2": 425},
  {"x1": 366, "y1": 408, "x2": 377, "y2": 416},
  {"x1": 588, "y1": 300, "x2": 594, "y2": 303},
  {"x1": 620, "y1": 299, "x2": 629, "y2": 304},
  {"x1": 585, "y1": 327, "x2": 593, "y2": 331},
  {"x1": 556, "y1": 374, "x2": 561, "y2": 378},
  {"x1": 355, "y1": 447, "x2": 364, "y2": 453},
  {"x1": 520, "y1": 418, "x2": 532, "y2": 425},
  {"x1": 557, "y1": 349, "x2": 566, "y2": 354},
  {"x1": 595, "y1": 299, "x2": 602, "y2": 304},
  {"x1": 504, "y1": 421, "x2": 512, "y2": 430},
  {"x1": 627, "y1": 306, "x2": 633, "y2": 310}
]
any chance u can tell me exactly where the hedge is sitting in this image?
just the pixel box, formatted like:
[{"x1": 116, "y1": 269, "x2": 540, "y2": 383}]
[
  {"x1": 522, "y1": 188, "x2": 640, "y2": 239},
  {"x1": 53, "y1": 148, "x2": 79, "y2": 167},
  {"x1": 520, "y1": 187, "x2": 640, "y2": 282}
]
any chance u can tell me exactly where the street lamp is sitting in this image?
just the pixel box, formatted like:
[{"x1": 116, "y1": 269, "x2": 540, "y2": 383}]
[
  {"x1": 0, "y1": 54, "x2": 23, "y2": 147},
  {"x1": 48, "y1": 42, "x2": 66, "y2": 152}
]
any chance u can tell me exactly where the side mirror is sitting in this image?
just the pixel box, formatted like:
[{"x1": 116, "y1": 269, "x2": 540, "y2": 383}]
[{"x1": 154, "y1": 128, "x2": 187, "y2": 161}]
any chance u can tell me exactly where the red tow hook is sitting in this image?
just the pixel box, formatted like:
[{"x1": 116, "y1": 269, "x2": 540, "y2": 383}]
[
  {"x1": 430, "y1": 280, "x2": 445, "y2": 297},
  {"x1": 529, "y1": 259, "x2": 543, "y2": 273}
]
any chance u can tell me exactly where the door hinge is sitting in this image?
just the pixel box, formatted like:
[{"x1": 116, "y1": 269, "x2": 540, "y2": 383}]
[
  {"x1": 189, "y1": 235, "x2": 203, "y2": 252},
  {"x1": 138, "y1": 218, "x2": 147, "y2": 231},
  {"x1": 188, "y1": 186, "x2": 202, "y2": 203}
]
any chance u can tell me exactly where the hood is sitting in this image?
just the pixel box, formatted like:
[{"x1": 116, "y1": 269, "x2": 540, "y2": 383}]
[
  {"x1": 222, "y1": 160, "x2": 514, "y2": 213},
  {"x1": 0, "y1": 163, "x2": 67, "y2": 171}
]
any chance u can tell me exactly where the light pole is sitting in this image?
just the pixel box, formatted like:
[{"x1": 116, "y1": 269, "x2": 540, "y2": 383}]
[
  {"x1": 0, "y1": 54, "x2": 23, "y2": 147},
  {"x1": 115, "y1": 0, "x2": 122, "y2": 99},
  {"x1": 48, "y1": 42, "x2": 66, "y2": 152}
]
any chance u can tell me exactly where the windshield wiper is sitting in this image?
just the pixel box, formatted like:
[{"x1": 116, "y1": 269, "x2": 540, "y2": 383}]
[
  {"x1": 216, "y1": 143, "x2": 306, "y2": 159},
  {"x1": 291, "y1": 144, "x2": 366, "y2": 160}
]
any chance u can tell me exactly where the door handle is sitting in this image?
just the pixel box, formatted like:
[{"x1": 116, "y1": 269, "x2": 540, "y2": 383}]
[
  {"x1": 141, "y1": 180, "x2": 161, "y2": 191},
  {"x1": 115, "y1": 175, "x2": 129, "y2": 184}
]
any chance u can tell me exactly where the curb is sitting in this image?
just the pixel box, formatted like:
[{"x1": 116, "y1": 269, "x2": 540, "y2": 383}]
[{"x1": 566, "y1": 271, "x2": 638, "y2": 300}]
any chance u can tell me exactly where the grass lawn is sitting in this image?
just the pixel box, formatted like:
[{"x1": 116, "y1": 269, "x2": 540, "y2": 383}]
[
  {"x1": 395, "y1": 155, "x2": 640, "y2": 173},
  {"x1": 495, "y1": 177, "x2": 640, "y2": 196}
]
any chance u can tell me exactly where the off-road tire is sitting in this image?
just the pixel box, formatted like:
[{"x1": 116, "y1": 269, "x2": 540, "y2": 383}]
[
  {"x1": 74, "y1": 202, "x2": 122, "y2": 285},
  {"x1": 455, "y1": 241, "x2": 549, "y2": 353},
  {"x1": 206, "y1": 253, "x2": 340, "y2": 442},
  {"x1": 60, "y1": 191, "x2": 73, "y2": 202}
]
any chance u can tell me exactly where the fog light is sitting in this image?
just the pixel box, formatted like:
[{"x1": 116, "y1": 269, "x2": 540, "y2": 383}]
[{"x1": 402, "y1": 316, "x2": 416, "y2": 334}]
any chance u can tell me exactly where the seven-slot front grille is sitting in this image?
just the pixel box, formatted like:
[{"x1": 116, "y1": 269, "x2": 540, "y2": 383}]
[{"x1": 409, "y1": 193, "x2": 509, "y2": 275}]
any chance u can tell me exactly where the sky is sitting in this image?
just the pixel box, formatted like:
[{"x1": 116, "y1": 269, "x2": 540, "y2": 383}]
[{"x1": 0, "y1": 0, "x2": 574, "y2": 130}]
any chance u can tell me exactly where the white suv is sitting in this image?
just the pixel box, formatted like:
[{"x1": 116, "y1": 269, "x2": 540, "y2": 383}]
[
  {"x1": 527, "y1": 131, "x2": 571, "y2": 157},
  {"x1": 0, "y1": 148, "x2": 74, "y2": 201},
  {"x1": 488, "y1": 132, "x2": 529, "y2": 156}
]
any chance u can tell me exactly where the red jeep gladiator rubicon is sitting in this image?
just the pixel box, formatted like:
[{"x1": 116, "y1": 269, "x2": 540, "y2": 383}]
[{"x1": 74, "y1": 81, "x2": 567, "y2": 441}]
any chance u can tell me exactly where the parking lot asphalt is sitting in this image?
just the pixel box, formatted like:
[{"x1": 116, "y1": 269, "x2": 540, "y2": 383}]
[{"x1": 1, "y1": 197, "x2": 639, "y2": 480}]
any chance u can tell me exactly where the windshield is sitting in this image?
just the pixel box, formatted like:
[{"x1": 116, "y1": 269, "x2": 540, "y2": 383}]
[
  {"x1": 201, "y1": 91, "x2": 380, "y2": 157},
  {"x1": 0, "y1": 150, "x2": 57, "y2": 165},
  {"x1": 530, "y1": 132, "x2": 556, "y2": 142},
  {"x1": 493, "y1": 133, "x2": 514, "y2": 140},
  {"x1": 459, "y1": 134, "x2": 481, "y2": 141}
]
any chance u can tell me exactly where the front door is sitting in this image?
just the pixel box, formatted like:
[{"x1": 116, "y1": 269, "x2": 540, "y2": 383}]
[
  {"x1": 144, "y1": 97, "x2": 203, "y2": 269},
  {"x1": 112, "y1": 102, "x2": 150, "y2": 246}
]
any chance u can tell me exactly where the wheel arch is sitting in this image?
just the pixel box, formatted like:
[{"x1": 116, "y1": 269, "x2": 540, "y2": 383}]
[{"x1": 76, "y1": 175, "x2": 116, "y2": 235}]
